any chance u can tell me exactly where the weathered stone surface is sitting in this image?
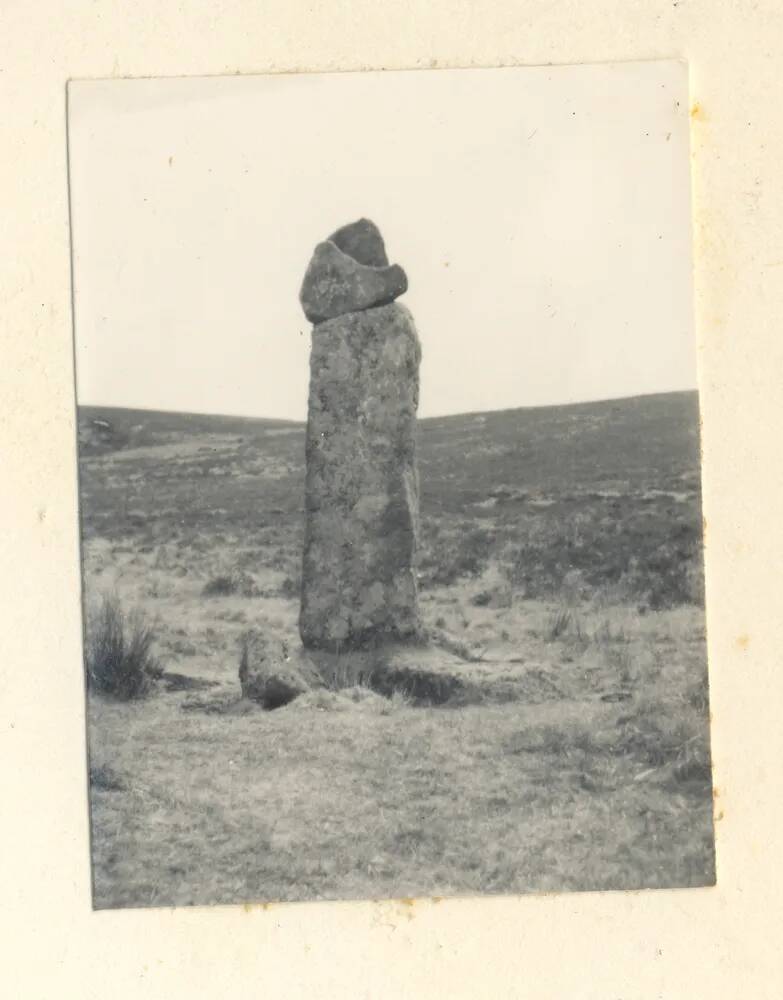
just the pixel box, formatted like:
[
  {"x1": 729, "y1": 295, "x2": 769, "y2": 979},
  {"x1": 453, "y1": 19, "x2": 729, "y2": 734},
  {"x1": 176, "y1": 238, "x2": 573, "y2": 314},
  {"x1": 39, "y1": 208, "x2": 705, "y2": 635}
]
[
  {"x1": 300, "y1": 301, "x2": 422, "y2": 651},
  {"x1": 299, "y1": 240, "x2": 408, "y2": 324},
  {"x1": 328, "y1": 218, "x2": 388, "y2": 267},
  {"x1": 239, "y1": 632, "x2": 324, "y2": 708}
]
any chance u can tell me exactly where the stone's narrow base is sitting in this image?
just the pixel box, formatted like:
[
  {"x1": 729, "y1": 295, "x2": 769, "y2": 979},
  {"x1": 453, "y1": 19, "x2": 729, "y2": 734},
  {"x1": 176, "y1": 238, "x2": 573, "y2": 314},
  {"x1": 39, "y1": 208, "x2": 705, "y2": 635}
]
[
  {"x1": 299, "y1": 301, "x2": 422, "y2": 652},
  {"x1": 295, "y1": 640, "x2": 484, "y2": 707}
]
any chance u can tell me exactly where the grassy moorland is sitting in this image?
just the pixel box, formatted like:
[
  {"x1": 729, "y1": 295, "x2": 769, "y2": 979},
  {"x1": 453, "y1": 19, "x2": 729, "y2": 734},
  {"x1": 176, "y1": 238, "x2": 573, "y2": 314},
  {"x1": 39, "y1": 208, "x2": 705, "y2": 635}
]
[{"x1": 78, "y1": 391, "x2": 715, "y2": 908}]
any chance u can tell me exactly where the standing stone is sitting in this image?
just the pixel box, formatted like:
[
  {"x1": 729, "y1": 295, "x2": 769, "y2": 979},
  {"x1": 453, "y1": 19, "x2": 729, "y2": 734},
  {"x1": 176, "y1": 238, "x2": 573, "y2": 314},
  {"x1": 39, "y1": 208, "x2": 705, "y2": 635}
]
[{"x1": 299, "y1": 221, "x2": 421, "y2": 651}]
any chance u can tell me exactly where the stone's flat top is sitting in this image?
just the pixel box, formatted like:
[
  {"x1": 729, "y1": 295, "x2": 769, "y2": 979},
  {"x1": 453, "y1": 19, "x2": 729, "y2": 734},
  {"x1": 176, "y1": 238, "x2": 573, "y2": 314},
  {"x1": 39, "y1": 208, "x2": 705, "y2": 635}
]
[{"x1": 328, "y1": 218, "x2": 388, "y2": 267}]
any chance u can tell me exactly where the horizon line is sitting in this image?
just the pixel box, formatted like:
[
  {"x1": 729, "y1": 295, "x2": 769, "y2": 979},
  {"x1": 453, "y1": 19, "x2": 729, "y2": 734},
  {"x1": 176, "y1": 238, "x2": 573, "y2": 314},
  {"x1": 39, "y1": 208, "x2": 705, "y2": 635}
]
[{"x1": 76, "y1": 386, "x2": 699, "y2": 425}]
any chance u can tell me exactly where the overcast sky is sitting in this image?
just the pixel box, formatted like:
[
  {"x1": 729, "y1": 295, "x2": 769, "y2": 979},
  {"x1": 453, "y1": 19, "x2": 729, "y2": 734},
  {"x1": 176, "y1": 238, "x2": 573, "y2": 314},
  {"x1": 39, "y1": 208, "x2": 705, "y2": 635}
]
[{"x1": 68, "y1": 61, "x2": 695, "y2": 421}]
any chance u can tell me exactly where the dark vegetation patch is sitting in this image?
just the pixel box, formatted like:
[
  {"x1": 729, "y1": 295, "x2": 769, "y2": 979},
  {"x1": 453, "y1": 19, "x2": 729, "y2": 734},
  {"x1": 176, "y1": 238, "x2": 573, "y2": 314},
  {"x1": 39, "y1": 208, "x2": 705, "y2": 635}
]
[
  {"x1": 418, "y1": 524, "x2": 496, "y2": 587},
  {"x1": 366, "y1": 665, "x2": 471, "y2": 706},
  {"x1": 85, "y1": 595, "x2": 162, "y2": 700},
  {"x1": 415, "y1": 391, "x2": 704, "y2": 609},
  {"x1": 502, "y1": 499, "x2": 703, "y2": 609},
  {"x1": 202, "y1": 570, "x2": 258, "y2": 598}
]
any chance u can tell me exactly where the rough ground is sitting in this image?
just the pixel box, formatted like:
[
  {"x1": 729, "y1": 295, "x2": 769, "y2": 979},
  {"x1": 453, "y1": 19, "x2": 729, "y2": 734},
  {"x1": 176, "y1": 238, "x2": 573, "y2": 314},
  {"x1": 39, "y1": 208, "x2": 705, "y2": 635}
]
[{"x1": 78, "y1": 391, "x2": 715, "y2": 908}]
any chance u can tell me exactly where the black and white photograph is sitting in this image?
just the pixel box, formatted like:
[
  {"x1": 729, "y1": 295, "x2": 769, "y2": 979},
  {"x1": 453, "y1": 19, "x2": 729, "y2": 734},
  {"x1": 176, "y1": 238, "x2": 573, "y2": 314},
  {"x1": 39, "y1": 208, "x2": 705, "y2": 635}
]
[{"x1": 67, "y1": 60, "x2": 715, "y2": 910}]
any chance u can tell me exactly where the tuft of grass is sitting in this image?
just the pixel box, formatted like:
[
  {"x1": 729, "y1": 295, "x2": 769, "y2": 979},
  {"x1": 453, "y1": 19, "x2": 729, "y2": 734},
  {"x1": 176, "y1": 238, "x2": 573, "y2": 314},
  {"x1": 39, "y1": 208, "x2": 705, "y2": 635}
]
[
  {"x1": 426, "y1": 625, "x2": 485, "y2": 662},
  {"x1": 546, "y1": 607, "x2": 572, "y2": 642},
  {"x1": 592, "y1": 618, "x2": 629, "y2": 645},
  {"x1": 386, "y1": 688, "x2": 412, "y2": 711},
  {"x1": 313, "y1": 652, "x2": 424, "y2": 708},
  {"x1": 545, "y1": 605, "x2": 585, "y2": 644},
  {"x1": 85, "y1": 595, "x2": 160, "y2": 700},
  {"x1": 321, "y1": 656, "x2": 376, "y2": 693}
]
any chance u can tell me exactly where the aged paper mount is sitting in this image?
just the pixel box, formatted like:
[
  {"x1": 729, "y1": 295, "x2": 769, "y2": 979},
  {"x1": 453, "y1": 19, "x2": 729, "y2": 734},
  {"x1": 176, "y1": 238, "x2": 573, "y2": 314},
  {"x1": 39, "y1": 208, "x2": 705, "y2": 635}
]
[{"x1": 2, "y1": 3, "x2": 782, "y2": 997}]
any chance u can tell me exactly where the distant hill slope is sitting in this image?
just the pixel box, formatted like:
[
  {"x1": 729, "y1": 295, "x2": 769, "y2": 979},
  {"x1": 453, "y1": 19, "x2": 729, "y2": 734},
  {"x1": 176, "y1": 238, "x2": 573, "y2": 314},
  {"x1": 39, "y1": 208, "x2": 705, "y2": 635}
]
[
  {"x1": 418, "y1": 390, "x2": 701, "y2": 512},
  {"x1": 77, "y1": 405, "x2": 301, "y2": 455},
  {"x1": 78, "y1": 390, "x2": 701, "y2": 498},
  {"x1": 77, "y1": 391, "x2": 703, "y2": 608}
]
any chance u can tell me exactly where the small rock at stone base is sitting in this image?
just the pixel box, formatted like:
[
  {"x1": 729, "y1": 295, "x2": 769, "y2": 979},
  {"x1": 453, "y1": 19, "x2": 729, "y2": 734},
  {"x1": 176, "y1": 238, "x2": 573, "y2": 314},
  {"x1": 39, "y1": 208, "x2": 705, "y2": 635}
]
[{"x1": 238, "y1": 631, "x2": 324, "y2": 709}]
